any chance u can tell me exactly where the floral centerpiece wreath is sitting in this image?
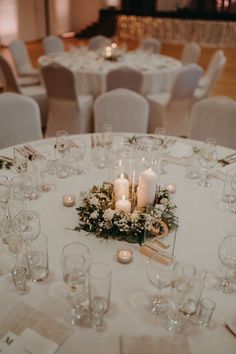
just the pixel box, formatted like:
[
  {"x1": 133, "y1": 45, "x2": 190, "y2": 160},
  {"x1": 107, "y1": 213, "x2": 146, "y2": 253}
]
[{"x1": 75, "y1": 182, "x2": 178, "y2": 245}]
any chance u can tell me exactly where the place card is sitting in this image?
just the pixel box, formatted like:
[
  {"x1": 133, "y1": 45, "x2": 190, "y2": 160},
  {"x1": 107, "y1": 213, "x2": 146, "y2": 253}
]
[
  {"x1": 2, "y1": 328, "x2": 58, "y2": 354},
  {"x1": 0, "y1": 301, "x2": 71, "y2": 349},
  {"x1": 120, "y1": 334, "x2": 191, "y2": 354}
]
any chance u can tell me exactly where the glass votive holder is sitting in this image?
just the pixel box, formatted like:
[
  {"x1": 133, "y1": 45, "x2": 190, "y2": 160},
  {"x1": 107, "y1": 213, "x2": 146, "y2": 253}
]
[
  {"x1": 63, "y1": 194, "x2": 76, "y2": 207},
  {"x1": 192, "y1": 297, "x2": 216, "y2": 328}
]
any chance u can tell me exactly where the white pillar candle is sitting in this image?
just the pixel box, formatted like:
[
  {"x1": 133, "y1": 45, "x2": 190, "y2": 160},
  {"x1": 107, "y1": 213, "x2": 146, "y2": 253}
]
[
  {"x1": 114, "y1": 173, "x2": 129, "y2": 200},
  {"x1": 115, "y1": 196, "x2": 131, "y2": 213},
  {"x1": 137, "y1": 168, "x2": 157, "y2": 208}
]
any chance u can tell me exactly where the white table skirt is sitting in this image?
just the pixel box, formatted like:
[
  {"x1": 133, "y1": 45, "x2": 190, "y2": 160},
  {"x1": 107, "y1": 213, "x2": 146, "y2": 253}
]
[
  {"x1": 38, "y1": 50, "x2": 182, "y2": 96},
  {"x1": 0, "y1": 134, "x2": 236, "y2": 354}
]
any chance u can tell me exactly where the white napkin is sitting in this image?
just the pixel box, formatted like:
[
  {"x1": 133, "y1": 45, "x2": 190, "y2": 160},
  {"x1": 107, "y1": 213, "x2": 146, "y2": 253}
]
[
  {"x1": 120, "y1": 334, "x2": 191, "y2": 354},
  {"x1": 169, "y1": 141, "x2": 192, "y2": 159}
]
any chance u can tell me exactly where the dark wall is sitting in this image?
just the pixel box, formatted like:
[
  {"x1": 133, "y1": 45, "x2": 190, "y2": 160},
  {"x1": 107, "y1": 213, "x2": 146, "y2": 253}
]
[{"x1": 121, "y1": 0, "x2": 156, "y2": 12}]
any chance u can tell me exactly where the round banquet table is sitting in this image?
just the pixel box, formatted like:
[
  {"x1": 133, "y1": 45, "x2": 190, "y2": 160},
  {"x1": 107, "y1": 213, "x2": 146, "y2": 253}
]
[
  {"x1": 0, "y1": 134, "x2": 236, "y2": 354},
  {"x1": 38, "y1": 48, "x2": 182, "y2": 97}
]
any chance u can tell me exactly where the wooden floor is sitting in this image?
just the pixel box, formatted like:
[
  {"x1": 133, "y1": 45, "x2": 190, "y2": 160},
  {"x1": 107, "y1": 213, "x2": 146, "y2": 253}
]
[{"x1": 1, "y1": 36, "x2": 236, "y2": 100}]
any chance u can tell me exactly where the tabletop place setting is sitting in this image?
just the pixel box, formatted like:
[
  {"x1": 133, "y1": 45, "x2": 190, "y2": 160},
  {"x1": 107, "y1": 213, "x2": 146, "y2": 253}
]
[{"x1": 0, "y1": 128, "x2": 236, "y2": 354}]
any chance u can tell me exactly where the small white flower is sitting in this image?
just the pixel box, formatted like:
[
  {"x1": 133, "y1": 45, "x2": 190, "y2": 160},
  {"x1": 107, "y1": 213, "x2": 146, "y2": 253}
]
[
  {"x1": 130, "y1": 210, "x2": 140, "y2": 222},
  {"x1": 90, "y1": 196, "x2": 99, "y2": 206},
  {"x1": 103, "y1": 208, "x2": 115, "y2": 221},
  {"x1": 160, "y1": 197, "x2": 168, "y2": 205},
  {"x1": 90, "y1": 210, "x2": 98, "y2": 219}
]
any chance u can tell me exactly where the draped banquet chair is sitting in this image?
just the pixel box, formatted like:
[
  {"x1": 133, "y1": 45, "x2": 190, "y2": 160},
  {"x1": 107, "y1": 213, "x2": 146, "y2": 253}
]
[
  {"x1": 194, "y1": 51, "x2": 226, "y2": 100},
  {"x1": 180, "y1": 42, "x2": 201, "y2": 66},
  {"x1": 41, "y1": 63, "x2": 93, "y2": 137},
  {"x1": 106, "y1": 66, "x2": 143, "y2": 94},
  {"x1": 0, "y1": 55, "x2": 47, "y2": 130},
  {"x1": 189, "y1": 96, "x2": 236, "y2": 149},
  {"x1": 88, "y1": 35, "x2": 111, "y2": 51},
  {"x1": 9, "y1": 39, "x2": 40, "y2": 86},
  {"x1": 94, "y1": 88, "x2": 149, "y2": 133},
  {"x1": 0, "y1": 93, "x2": 42, "y2": 149},
  {"x1": 138, "y1": 37, "x2": 162, "y2": 54},
  {"x1": 147, "y1": 63, "x2": 204, "y2": 137},
  {"x1": 42, "y1": 35, "x2": 64, "y2": 55}
]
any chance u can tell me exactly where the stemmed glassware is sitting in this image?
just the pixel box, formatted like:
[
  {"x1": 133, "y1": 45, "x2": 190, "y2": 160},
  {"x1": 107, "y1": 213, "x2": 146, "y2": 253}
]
[
  {"x1": 198, "y1": 138, "x2": 218, "y2": 187},
  {"x1": 61, "y1": 242, "x2": 91, "y2": 325},
  {"x1": 164, "y1": 262, "x2": 197, "y2": 333},
  {"x1": 218, "y1": 234, "x2": 236, "y2": 294},
  {"x1": 13, "y1": 210, "x2": 41, "y2": 244},
  {"x1": 55, "y1": 130, "x2": 70, "y2": 178},
  {"x1": 145, "y1": 254, "x2": 176, "y2": 315}
]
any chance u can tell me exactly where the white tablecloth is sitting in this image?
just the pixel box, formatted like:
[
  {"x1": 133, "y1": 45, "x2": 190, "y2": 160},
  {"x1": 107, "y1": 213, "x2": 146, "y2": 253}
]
[
  {"x1": 38, "y1": 49, "x2": 182, "y2": 96},
  {"x1": 0, "y1": 135, "x2": 236, "y2": 354}
]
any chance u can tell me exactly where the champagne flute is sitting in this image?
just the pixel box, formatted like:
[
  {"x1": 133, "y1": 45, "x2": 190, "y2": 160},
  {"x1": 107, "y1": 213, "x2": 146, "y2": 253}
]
[
  {"x1": 70, "y1": 137, "x2": 86, "y2": 175},
  {"x1": 198, "y1": 138, "x2": 218, "y2": 187},
  {"x1": 218, "y1": 234, "x2": 236, "y2": 294}
]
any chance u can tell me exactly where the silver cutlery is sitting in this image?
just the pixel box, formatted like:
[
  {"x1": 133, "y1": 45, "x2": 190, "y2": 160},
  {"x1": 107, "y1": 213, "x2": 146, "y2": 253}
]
[{"x1": 218, "y1": 153, "x2": 236, "y2": 166}]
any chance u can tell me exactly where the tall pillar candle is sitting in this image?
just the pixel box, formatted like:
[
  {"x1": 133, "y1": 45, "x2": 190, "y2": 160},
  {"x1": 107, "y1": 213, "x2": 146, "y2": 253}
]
[
  {"x1": 114, "y1": 173, "x2": 129, "y2": 200},
  {"x1": 137, "y1": 168, "x2": 157, "y2": 208}
]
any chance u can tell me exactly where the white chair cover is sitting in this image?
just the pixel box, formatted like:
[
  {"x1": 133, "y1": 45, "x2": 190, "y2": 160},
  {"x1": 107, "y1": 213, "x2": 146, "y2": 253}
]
[
  {"x1": 189, "y1": 96, "x2": 236, "y2": 149},
  {"x1": 0, "y1": 93, "x2": 42, "y2": 149},
  {"x1": 41, "y1": 63, "x2": 93, "y2": 137},
  {"x1": 197, "y1": 50, "x2": 224, "y2": 88},
  {"x1": 194, "y1": 56, "x2": 226, "y2": 99},
  {"x1": 42, "y1": 36, "x2": 64, "y2": 55},
  {"x1": 181, "y1": 42, "x2": 201, "y2": 66},
  {"x1": 147, "y1": 63, "x2": 203, "y2": 137},
  {"x1": 94, "y1": 88, "x2": 149, "y2": 133},
  {"x1": 0, "y1": 55, "x2": 48, "y2": 129},
  {"x1": 88, "y1": 35, "x2": 111, "y2": 51},
  {"x1": 9, "y1": 39, "x2": 39, "y2": 78},
  {"x1": 139, "y1": 38, "x2": 162, "y2": 54},
  {"x1": 106, "y1": 66, "x2": 143, "y2": 94}
]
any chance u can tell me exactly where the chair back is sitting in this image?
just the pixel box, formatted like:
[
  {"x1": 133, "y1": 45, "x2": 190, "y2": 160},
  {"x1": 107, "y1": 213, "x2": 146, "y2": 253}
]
[
  {"x1": 139, "y1": 37, "x2": 161, "y2": 54},
  {"x1": 41, "y1": 63, "x2": 77, "y2": 100},
  {"x1": 205, "y1": 49, "x2": 224, "y2": 79},
  {"x1": 189, "y1": 96, "x2": 236, "y2": 149},
  {"x1": 42, "y1": 36, "x2": 64, "y2": 55},
  {"x1": 88, "y1": 35, "x2": 111, "y2": 51},
  {"x1": 106, "y1": 66, "x2": 143, "y2": 94},
  {"x1": 181, "y1": 42, "x2": 201, "y2": 66},
  {"x1": 94, "y1": 88, "x2": 149, "y2": 133},
  {"x1": 0, "y1": 55, "x2": 21, "y2": 93},
  {"x1": 171, "y1": 63, "x2": 203, "y2": 100},
  {"x1": 9, "y1": 39, "x2": 35, "y2": 75},
  {"x1": 0, "y1": 93, "x2": 42, "y2": 148}
]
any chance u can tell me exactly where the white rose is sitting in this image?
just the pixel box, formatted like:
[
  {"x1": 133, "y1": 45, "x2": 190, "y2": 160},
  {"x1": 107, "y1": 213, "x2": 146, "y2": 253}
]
[
  {"x1": 90, "y1": 196, "x2": 99, "y2": 206},
  {"x1": 90, "y1": 210, "x2": 98, "y2": 219},
  {"x1": 103, "y1": 208, "x2": 115, "y2": 221}
]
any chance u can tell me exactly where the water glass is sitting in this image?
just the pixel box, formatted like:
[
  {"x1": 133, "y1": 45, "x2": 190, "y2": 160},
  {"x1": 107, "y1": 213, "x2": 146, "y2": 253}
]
[
  {"x1": 25, "y1": 233, "x2": 49, "y2": 282},
  {"x1": 221, "y1": 168, "x2": 236, "y2": 212},
  {"x1": 193, "y1": 297, "x2": 216, "y2": 328},
  {"x1": 185, "y1": 151, "x2": 200, "y2": 179},
  {"x1": 91, "y1": 134, "x2": 107, "y2": 169},
  {"x1": 88, "y1": 262, "x2": 112, "y2": 317}
]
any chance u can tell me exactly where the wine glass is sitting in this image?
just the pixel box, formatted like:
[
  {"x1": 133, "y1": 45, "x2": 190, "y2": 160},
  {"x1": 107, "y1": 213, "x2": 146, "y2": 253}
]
[
  {"x1": 61, "y1": 242, "x2": 91, "y2": 325},
  {"x1": 13, "y1": 210, "x2": 41, "y2": 244},
  {"x1": 0, "y1": 176, "x2": 10, "y2": 219},
  {"x1": 154, "y1": 127, "x2": 167, "y2": 174},
  {"x1": 218, "y1": 234, "x2": 236, "y2": 294},
  {"x1": 164, "y1": 262, "x2": 197, "y2": 333},
  {"x1": 198, "y1": 138, "x2": 218, "y2": 187},
  {"x1": 145, "y1": 254, "x2": 175, "y2": 315},
  {"x1": 11, "y1": 175, "x2": 33, "y2": 206}
]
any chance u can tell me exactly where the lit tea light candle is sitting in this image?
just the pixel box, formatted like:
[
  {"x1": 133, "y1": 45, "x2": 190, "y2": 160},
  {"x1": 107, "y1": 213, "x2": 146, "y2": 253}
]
[
  {"x1": 63, "y1": 194, "x2": 76, "y2": 207},
  {"x1": 165, "y1": 184, "x2": 176, "y2": 194},
  {"x1": 117, "y1": 249, "x2": 133, "y2": 264},
  {"x1": 114, "y1": 173, "x2": 130, "y2": 200},
  {"x1": 115, "y1": 195, "x2": 131, "y2": 213}
]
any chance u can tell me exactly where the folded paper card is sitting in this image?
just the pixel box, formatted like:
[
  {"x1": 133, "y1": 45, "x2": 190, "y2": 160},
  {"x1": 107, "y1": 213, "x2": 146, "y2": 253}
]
[
  {"x1": 120, "y1": 334, "x2": 191, "y2": 354},
  {"x1": 1, "y1": 328, "x2": 58, "y2": 354},
  {"x1": 0, "y1": 302, "x2": 71, "y2": 349}
]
